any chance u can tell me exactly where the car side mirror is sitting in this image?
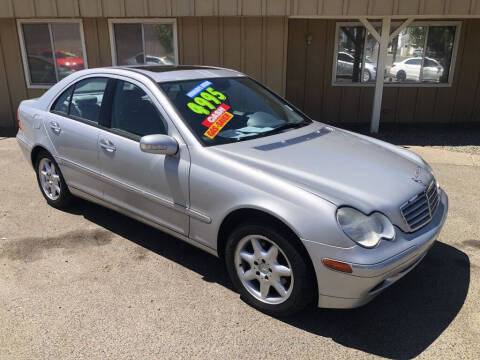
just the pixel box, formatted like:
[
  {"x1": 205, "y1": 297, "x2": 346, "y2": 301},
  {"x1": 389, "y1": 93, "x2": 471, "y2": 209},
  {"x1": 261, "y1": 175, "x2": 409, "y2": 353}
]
[{"x1": 140, "y1": 134, "x2": 178, "y2": 155}]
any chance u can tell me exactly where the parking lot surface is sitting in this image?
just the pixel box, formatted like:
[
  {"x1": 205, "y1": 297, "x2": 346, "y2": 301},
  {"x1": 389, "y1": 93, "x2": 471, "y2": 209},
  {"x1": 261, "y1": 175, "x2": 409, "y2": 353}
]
[{"x1": 1, "y1": 137, "x2": 479, "y2": 359}]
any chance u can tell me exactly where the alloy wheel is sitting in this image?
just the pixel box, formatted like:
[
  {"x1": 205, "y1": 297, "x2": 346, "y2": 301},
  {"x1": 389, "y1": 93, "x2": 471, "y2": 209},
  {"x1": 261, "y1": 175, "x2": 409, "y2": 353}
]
[
  {"x1": 38, "y1": 158, "x2": 61, "y2": 201},
  {"x1": 234, "y1": 235, "x2": 294, "y2": 305}
]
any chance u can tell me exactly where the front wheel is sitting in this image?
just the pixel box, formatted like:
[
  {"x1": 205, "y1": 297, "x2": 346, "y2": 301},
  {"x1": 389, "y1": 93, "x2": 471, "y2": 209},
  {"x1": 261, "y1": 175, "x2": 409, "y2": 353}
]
[
  {"x1": 225, "y1": 223, "x2": 315, "y2": 316},
  {"x1": 362, "y1": 69, "x2": 372, "y2": 82},
  {"x1": 396, "y1": 70, "x2": 407, "y2": 81}
]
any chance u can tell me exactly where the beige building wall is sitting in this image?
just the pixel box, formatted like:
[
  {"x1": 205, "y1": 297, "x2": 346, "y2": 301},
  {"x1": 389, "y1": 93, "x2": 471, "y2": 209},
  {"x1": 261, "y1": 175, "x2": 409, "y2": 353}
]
[
  {"x1": 1, "y1": 0, "x2": 480, "y2": 17},
  {"x1": 0, "y1": 16, "x2": 287, "y2": 133},
  {"x1": 285, "y1": 18, "x2": 480, "y2": 125}
]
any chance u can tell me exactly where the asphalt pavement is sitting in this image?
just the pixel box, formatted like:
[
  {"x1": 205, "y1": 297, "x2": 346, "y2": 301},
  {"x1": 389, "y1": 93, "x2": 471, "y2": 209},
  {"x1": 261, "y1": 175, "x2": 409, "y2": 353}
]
[{"x1": 1, "y1": 137, "x2": 479, "y2": 359}]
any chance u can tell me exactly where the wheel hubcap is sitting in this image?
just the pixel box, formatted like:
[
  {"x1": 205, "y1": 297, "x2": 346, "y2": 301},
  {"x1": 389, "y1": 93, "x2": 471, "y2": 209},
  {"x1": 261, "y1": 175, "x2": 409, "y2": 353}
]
[
  {"x1": 38, "y1": 158, "x2": 61, "y2": 201},
  {"x1": 234, "y1": 235, "x2": 294, "y2": 305},
  {"x1": 363, "y1": 70, "x2": 369, "y2": 82}
]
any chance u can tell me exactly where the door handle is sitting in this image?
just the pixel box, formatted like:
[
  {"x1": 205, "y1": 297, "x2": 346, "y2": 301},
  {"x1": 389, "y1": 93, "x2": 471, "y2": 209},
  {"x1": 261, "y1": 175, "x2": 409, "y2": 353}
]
[
  {"x1": 49, "y1": 121, "x2": 61, "y2": 134},
  {"x1": 99, "y1": 139, "x2": 116, "y2": 153}
]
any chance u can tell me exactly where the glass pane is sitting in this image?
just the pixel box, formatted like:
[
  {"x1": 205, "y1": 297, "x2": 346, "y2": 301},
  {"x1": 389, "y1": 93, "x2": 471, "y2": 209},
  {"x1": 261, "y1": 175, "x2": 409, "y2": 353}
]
[
  {"x1": 51, "y1": 85, "x2": 73, "y2": 114},
  {"x1": 111, "y1": 80, "x2": 167, "y2": 137},
  {"x1": 143, "y1": 24, "x2": 175, "y2": 65},
  {"x1": 114, "y1": 24, "x2": 143, "y2": 65},
  {"x1": 386, "y1": 26, "x2": 426, "y2": 83},
  {"x1": 362, "y1": 28, "x2": 380, "y2": 83},
  {"x1": 336, "y1": 26, "x2": 366, "y2": 83},
  {"x1": 159, "y1": 77, "x2": 310, "y2": 146},
  {"x1": 70, "y1": 78, "x2": 108, "y2": 123},
  {"x1": 22, "y1": 23, "x2": 56, "y2": 85},
  {"x1": 50, "y1": 23, "x2": 85, "y2": 80},
  {"x1": 422, "y1": 26, "x2": 456, "y2": 83}
]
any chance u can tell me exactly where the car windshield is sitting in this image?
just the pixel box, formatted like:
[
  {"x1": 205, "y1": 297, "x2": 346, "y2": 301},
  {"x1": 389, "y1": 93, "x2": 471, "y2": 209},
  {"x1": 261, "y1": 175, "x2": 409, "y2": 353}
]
[{"x1": 159, "y1": 77, "x2": 312, "y2": 146}]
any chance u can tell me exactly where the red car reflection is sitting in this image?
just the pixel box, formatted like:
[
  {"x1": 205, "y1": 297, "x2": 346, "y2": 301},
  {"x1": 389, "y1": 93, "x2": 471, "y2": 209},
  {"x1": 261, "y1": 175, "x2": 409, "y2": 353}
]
[{"x1": 38, "y1": 50, "x2": 85, "y2": 71}]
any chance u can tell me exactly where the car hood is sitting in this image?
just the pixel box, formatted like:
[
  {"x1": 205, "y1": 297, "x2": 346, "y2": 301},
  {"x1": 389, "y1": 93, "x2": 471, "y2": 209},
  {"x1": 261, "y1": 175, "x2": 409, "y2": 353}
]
[{"x1": 212, "y1": 123, "x2": 432, "y2": 225}]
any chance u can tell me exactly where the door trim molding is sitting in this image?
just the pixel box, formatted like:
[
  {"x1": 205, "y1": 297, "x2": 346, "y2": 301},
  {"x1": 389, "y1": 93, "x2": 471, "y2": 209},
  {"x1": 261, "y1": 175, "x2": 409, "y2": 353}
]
[
  {"x1": 69, "y1": 186, "x2": 218, "y2": 257},
  {"x1": 58, "y1": 156, "x2": 212, "y2": 224}
]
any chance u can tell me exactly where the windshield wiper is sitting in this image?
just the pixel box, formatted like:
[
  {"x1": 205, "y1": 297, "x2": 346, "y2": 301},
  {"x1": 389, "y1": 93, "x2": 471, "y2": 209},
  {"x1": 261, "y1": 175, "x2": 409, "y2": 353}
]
[{"x1": 264, "y1": 120, "x2": 311, "y2": 136}]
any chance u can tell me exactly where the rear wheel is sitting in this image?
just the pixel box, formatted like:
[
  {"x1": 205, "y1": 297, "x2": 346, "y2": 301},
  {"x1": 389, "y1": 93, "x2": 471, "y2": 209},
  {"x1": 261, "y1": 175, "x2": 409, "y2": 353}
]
[
  {"x1": 225, "y1": 222, "x2": 314, "y2": 316},
  {"x1": 35, "y1": 151, "x2": 73, "y2": 208}
]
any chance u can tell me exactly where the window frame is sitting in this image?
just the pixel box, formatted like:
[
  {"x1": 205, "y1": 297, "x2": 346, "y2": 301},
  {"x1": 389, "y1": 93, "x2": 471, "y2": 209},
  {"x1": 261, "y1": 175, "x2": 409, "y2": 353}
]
[
  {"x1": 17, "y1": 18, "x2": 88, "y2": 89},
  {"x1": 108, "y1": 18, "x2": 179, "y2": 67},
  {"x1": 332, "y1": 21, "x2": 462, "y2": 88},
  {"x1": 108, "y1": 78, "x2": 170, "y2": 141},
  {"x1": 49, "y1": 76, "x2": 113, "y2": 128},
  {"x1": 48, "y1": 73, "x2": 174, "y2": 142}
]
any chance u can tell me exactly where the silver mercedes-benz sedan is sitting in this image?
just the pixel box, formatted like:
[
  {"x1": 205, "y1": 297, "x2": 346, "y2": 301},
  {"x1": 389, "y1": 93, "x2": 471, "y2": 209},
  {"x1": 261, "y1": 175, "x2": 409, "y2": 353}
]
[{"x1": 16, "y1": 65, "x2": 448, "y2": 316}]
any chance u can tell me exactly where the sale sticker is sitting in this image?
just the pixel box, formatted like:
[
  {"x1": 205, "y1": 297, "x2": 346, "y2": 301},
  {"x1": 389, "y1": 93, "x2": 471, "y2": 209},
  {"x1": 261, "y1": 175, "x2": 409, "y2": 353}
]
[
  {"x1": 186, "y1": 80, "x2": 213, "y2": 98},
  {"x1": 203, "y1": 111, "x2": 234, "y2": 139},
  {"x1": 202, "y1": 103, "x2": 230, "y2": 127}
]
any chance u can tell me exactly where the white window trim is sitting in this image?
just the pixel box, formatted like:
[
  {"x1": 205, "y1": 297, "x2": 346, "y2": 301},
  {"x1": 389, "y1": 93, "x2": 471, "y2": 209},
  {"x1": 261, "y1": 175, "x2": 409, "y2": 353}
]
[
  {"x1": 17, "y1": 18, "x2": 88, "y2": 89},
  {"x1": 108, "y1": 18, "x2": 179, "y2": 66},
  {"x1": 332, "y1": 20, "x2": 462, "y2": 87}
]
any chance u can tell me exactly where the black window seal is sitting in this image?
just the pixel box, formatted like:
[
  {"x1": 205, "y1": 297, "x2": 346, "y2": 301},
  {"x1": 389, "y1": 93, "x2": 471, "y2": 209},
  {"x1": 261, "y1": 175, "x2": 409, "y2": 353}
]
[{"x1": 99, "y1": 78, "x2": 117, "y2": 128}]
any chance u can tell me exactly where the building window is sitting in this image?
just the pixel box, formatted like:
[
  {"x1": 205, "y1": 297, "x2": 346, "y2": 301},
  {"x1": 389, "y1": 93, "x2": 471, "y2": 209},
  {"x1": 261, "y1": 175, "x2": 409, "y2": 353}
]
[
  {"x1": 18, "y1": 20, "x2": 87, "y2": 88},
  {"x1": 109, "y1": 19, "x2": 178, "y2": 66},
  {"x1": 333, "y1": 22, "x2": 461, "y2": 86}
]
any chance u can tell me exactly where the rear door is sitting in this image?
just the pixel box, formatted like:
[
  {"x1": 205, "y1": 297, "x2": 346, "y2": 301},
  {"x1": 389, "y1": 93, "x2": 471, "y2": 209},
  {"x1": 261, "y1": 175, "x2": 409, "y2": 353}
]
[
  {"x1": 404, "y1": 58, "x2": 421, "y2": 80},
  {"x1": 45, "y1": 76, "x2": 111, "y2": 198},
  {"x1": 98, "y1": 77, "x2": 190, "y2": 235}
]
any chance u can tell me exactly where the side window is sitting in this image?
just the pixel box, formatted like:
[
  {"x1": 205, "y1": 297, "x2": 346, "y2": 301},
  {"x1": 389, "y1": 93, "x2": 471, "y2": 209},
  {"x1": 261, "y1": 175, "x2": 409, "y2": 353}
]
[
  {"x1": 110, "y1": 80, "x2": 168, "y2": 137},
  {"x1": 70, "y1": 77, "x2": 108, "y2": 123},
  {"x1": 338, "y1": 53, "x2": 352, "y2": 63},
  {"x1": 51, "y1": 85, "x2": 73, "y2": 115},
  {"x1": 406, "y1": 59, "x2": 421, "y2": 65}
]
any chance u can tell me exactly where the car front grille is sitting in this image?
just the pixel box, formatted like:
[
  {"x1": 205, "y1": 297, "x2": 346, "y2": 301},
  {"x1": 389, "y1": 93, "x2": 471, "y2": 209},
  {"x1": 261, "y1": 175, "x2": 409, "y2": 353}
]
[{"x1": 401, "y1": 180, "x2": 440, "y2": 232}]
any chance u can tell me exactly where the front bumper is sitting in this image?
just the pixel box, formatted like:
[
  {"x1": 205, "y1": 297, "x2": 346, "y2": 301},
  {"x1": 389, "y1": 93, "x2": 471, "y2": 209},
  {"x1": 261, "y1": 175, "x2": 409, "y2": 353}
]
[{"x1": 302, "y1": 189, "x2": 449, "y2": 309}]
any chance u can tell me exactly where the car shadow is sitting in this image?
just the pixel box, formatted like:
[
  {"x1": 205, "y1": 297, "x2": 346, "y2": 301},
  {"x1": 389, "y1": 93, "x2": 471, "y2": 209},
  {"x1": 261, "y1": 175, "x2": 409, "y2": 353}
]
[
  {"x1": 65, "y1": 199, "x2": 470, "y2": 360},
  {"x1": 283, "y1": 240, "x2": 470, "y2": 359}
]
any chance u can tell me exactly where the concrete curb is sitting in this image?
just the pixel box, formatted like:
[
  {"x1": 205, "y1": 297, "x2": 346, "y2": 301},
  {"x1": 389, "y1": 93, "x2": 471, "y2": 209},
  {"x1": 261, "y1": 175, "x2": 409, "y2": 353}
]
[{"x1": 407, "y1": 146, "x2": 480, "y2": 167}]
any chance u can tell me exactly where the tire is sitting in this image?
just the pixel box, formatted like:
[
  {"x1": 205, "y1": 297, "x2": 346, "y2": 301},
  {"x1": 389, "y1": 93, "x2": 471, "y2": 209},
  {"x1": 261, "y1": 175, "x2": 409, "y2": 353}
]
[
  {"x1": 35, "y1": 150, "x2": 73, "y2": 209},
  {"x1": 362, "y1": 69, "x2": 371, "y2": 82},
  {"x1": 396, "y1": 70, "x2": 406, "y2": 81},
  {"x1": 225, "y1": 222, "x2": 315, "y2": 316}
]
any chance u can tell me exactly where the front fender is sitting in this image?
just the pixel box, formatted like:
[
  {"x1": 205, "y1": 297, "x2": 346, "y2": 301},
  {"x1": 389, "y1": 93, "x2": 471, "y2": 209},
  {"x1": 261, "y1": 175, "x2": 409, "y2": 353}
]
[{"x1": 187, "y1": 147, "x2": 353, "y2": 251}]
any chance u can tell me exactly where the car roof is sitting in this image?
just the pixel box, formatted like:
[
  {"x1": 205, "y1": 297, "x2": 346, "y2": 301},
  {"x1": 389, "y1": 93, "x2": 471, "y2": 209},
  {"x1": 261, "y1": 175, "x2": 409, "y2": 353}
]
[{"x1": 119, "y1": 65, "x2": 245, "y2": 83}]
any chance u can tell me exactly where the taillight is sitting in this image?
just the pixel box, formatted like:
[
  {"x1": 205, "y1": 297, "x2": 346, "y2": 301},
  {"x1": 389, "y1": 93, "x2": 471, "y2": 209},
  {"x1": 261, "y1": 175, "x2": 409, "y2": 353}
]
[{"x1": 17, "y1": 110, "x2": 23, "y2": 131}]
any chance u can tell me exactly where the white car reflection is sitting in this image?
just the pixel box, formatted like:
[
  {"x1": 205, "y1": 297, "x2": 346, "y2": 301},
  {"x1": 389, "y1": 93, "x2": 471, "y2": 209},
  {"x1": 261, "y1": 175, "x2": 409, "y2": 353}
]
[
  {"x1": 389, "y1": 57, "x2": 444, "y2": 82},
  {"x1": 125, "y1": 53, "x2": 175, "y2": 66}
]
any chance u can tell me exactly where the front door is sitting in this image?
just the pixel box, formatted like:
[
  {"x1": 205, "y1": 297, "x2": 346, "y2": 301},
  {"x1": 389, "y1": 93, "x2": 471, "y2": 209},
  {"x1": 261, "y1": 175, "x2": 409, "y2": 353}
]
[{"x1": 98, "y1": 78, "x2": 190, "y2": 235}]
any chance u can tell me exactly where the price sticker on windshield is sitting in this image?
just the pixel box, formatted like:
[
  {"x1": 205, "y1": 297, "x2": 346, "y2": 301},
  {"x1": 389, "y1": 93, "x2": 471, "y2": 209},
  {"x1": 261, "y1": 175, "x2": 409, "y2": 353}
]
[
  {"x1": 185, "y1": 81, "x2": 232, "y2": 139},
  {"x1": 186, "y1": 82, "x2": 228, "y2": 116},
  {"x1": 203, "y1": 110, "x2": 234, "y2": 139}
]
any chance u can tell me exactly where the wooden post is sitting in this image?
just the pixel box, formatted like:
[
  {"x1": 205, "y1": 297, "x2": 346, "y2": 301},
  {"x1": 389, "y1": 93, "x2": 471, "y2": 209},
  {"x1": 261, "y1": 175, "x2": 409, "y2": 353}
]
[{"x1": 370, "y1": 17, "x2": 391, "y2": 133}]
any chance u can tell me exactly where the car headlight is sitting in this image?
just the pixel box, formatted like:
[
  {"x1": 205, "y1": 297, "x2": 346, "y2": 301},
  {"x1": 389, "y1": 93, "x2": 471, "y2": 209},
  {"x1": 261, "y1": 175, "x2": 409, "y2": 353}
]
[
  {"x1": 336, "y1": 207, "x2": 395, "y2": 248},
  {"x1": 421, "y1": 159, "x2": 439, "y2": 189}
]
